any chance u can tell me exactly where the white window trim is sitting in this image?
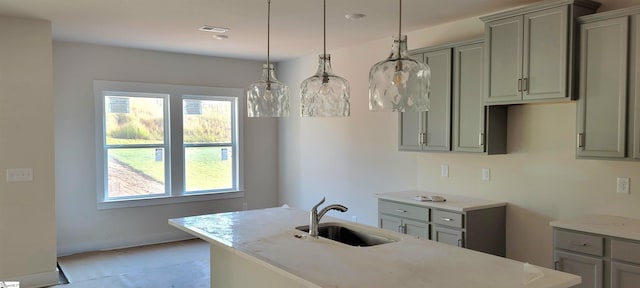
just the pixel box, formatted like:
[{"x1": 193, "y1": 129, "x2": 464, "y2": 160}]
[{"x1": 94, "y1": 80, "x2": 244, "y2": 209}]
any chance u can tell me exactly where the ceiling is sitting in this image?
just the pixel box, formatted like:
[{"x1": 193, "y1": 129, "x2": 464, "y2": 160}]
[{"x1": 0, "y1": 0, "x2": 537, "y2": 61}]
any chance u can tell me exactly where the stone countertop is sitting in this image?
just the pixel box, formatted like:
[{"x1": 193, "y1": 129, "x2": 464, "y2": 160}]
[
  {"x1": 376, "y1": 190, "x2": 507, "y2": 212},
  {"x1": 170, "y1": 207, "x2": 579, "y2": 288},
  {"x1": 550, "y1": 214, "x2": 640, "y2": 241}
]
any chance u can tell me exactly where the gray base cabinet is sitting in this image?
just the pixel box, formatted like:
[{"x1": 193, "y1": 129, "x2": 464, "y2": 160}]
[
  {"x1": 400, "y1": 39, "x2": 507, "y2": 154},
  {"x1": 554, "y1": 250, "x2": 604, "y2": 288},
  {"x1": 553, "y1": 227, "x2": 640, "y2": 288},
  {"x1": 481, "y1": 0, "x2": 600, "y2": 105},
  {"x1": 378, "y1": 198, "x2": 505, "y2": 257},
  {"x1": 576, "y1": 6, "x2": 640, "y2": 160}
]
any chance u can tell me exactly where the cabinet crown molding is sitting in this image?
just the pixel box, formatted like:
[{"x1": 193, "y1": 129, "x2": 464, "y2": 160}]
[
  {"x1": 578, "y1": 5, "x2": 640, "y2": 23},
  {"x1": 480, "y1": 0, "x2": 601, "y2": 22}
]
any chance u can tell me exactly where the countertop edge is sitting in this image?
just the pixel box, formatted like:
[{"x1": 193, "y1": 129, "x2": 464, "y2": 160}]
[
  {"x1": 549, "y1": 215, "x2": 640, "y2": 242},
  {"x1": 375, "y1": 192, "x2": 507, "y2": 212}
]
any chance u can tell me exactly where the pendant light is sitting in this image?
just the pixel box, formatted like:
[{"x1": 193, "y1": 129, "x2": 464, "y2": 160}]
[
  {"x1": 300, "y1": 0, "x2": 350, "y2": 117},
  {"x1": 247, "y1": 0, "x2": 290, "y2": 117},
  {"x1": 368, "y1": 0, "x2": 430, "y2": 112}
]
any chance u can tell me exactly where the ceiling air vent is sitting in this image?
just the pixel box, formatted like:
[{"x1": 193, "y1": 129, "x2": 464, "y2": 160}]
[{"x1": 198, "y1": 25, "x2": 230, "y2": 33}]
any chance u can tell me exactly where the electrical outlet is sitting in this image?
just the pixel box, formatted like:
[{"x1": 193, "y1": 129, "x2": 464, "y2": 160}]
[
  {"x1": 6, "y1": 168, "x2": 33, "y2": 182},
  {"x1": 482, "y1": 168, "x2": 491, "y2": 182},
  {"x1": 242, "y1": 202, "x2": 248, "y2": 210},
  {"x1": 441, "y1": 165, "x2": 449, "y2": 177},
  {"x1": 617, "y1": 177, "x2": 630, "y2": 194}
]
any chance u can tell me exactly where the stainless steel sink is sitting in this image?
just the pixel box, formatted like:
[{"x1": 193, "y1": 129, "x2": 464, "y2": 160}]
[{"x1": 296, "y1": 223, "x2": 398, "y2": 247}]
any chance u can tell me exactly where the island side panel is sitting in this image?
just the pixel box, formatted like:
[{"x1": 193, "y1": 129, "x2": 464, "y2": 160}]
[{"x1": 210, "y1": 241, "x2": 320, "y2": 288}]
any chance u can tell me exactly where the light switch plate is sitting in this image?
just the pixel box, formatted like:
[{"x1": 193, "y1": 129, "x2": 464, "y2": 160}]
[
  {"x1": 482, "y1": 168, "x2": 490, "y2": 182},
  {"x1": 6, "y1": 168, "x2": 33, "y2": 182},
  {"x1": 617, "y1": 177, "x2": 630, "y2": 194},
  {"x1": 441, "y1": 165, "x2": 449, "y2": 177}
]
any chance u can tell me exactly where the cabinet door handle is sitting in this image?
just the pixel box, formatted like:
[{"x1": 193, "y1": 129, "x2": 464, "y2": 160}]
[
  {"x1": 441, "y1": 217, "x2": 453, "y2": 222},
  {"x1": 518, "y1": 79, "x2": 523, "y2": 92},
  {"x1": 569, "y1": 241, "x2": 588, "y2": 247},
  {"x1": 479, "y1": 133, "x2": 485, "y2": 146},
  {"x1": 418, "y1": 133, "x2": 427, "y2": 145},
  {"x1": 396, "y1": 209, "x2": 407, "y2": 213},
  {"x1": 397, "y1": 224, "x2": 406, "y2": 234},
  {"x1": 577, "y1": 133, "x2": 585, "y2": 149},
  {"x1": 523, "y1": 77, "x2": 529, "y2": 92}
]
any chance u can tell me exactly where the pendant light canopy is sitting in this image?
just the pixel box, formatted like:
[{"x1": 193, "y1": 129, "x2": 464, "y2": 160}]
[
  {"x1": 368, "y1": 0, "x2": 430, "y2": 112},
  {"x1": 247, "y1": 0, "x2": 290, "y2": 117},
  {"x1": 300, "y1": 0, "x2": 350, "y2": 117}
]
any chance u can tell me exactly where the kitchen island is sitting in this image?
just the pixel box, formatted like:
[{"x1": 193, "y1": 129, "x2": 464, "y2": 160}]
[{"x1": 169, "y1": 207, "x2": 579, "y2": 288}]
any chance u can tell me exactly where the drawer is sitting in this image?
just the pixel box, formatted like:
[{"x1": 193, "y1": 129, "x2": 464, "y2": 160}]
[
  {"x1": 432, "y1": 209, "x2": 463, "y2": 228},
  {"x1": 611, "y1": 239, "x2": 640, "y2": 264},
  {"x1": 379, "y1": 200, "x2": 429, "y2": 221},
  {"x1": 555, "y1": 229, "x2": 604, "y2": 256}
]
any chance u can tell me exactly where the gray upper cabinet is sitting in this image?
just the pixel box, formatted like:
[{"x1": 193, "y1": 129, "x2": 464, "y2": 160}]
[
  {"x1": 453, "y1": 42, "x2": 487, "y2": 153},
  {"x1": 481, "y1": 0, "x2": 600, "y2": 105},
  {"x1": 401, "y1": 39, "x2": 507, "y2": 154},
  {"x1": 399, "y1": 54, "x2": 427, "y2": 151},
  {"x1": 424, "y1": 49, "x2": 452, "y2": 151},
  {"x1": 399, "y1": 49, "x2": 451, "y2": 152},
  {"x1": 576, "y1": 6, "x2": 640, "y2": 159},
  {"x1": 484, "y1": 16, "x2": 523, "y2": 103},
  {"x1": 632, "y1": 13, "x2": 640, "y2": 160}
]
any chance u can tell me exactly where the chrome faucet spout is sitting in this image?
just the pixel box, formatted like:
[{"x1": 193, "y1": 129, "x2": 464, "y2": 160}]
[{"x1": 309, "y1": 197, "x2": 348, "y2": 238}]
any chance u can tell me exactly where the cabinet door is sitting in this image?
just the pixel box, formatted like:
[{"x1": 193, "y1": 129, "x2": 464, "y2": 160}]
[
  {"x1": 577, "y1": 17, "x2": 628, "y2": 158},
  {"x1": 485, "y1": 15, "x2": 523, "y2": 104},
  {"x1": 611, "y1": 262, "x2": 640, "y2": 288},
  {"x1": 554, "y1": 250, "x2": 603, "y2": 288},
  {"x1": 399, "y1": 111, "x2": 425, "y2": 151},
  {"x1": 379, "y1": 214, "x2": 403, "y2": 233},
  {"x1": 522, "y1": 6, "x2": 568, "y2": 101},
  {"x1": 423, "y1": 49, "x2": 452, "y2": 151},
  {"x1": 453, "y1": 43, "x2": 485, "y2": 153},
  {"x1": 403, "y1": 218, "x2": 429, "y2": 239},
  {"x1": 431, "y1": 225, "x2": 464, "y2": 247},
  {"x1": 632, "y1": 14, "x2": 640, "y2": 159},
  {"x1": 399, "y1": 53, "x2": 427, "y2": 151}
]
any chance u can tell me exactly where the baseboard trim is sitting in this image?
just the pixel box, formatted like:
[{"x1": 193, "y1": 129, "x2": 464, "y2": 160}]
[{"x1": 6, "y1": 270, "x2": 58, "y2": 288}]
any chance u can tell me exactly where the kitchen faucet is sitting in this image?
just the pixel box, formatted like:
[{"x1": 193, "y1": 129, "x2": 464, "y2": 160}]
[{"x1": 309, "y1": 197, "x2": 348, "y2": 238}]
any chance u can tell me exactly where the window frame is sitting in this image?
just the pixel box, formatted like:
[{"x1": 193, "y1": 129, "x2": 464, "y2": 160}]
[{"x1": 94, "y1": 80, "x2": 244, "y2": 209}]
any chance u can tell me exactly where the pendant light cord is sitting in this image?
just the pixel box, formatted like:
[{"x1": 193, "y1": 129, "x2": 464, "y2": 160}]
[
  {"x1": 397, "y1": 0, "x2": 402, "y2": 57},
  {"x1": 323, "y1": 0, "x2": 326, "y2": 76},
  {"x1": 267, "y1": 0, "x2": 271, "y2": 84}
]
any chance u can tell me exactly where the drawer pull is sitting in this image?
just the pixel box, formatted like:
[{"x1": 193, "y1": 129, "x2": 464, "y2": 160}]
[
  {"x1": 396, "y1": 209, "x2": 407, "y2": 213},
  {"x1": 569, "y1": 241, "x2": 588, "y2": 247},
  {"x1": 441, "y1": 217, "x2": 453, "y2": 222}
]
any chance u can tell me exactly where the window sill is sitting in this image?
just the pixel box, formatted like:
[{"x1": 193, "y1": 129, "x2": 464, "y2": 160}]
[{"x1": 97, "y1": 190, "x2": 244, "y2": 210}]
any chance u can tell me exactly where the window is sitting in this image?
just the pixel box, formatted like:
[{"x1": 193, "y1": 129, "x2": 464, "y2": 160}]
[{"x1": 94, "y1": 81, "x2": 244, "y2": 209}]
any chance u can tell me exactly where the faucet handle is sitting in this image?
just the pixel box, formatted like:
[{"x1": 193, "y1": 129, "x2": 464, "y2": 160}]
[{"x1": 311, "y1": 197, "x2": 326, "y2": 212}]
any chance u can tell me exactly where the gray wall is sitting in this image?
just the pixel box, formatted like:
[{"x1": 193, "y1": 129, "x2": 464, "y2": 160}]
[{"x1": 54, "y1": 42, "x2": 279, "y2": 256}]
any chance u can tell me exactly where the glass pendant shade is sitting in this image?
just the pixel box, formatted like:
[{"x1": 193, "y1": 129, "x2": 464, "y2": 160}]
[
  {"x1": 301, "y1": 54, "x2": 350, "y2": 117},
  {"x1": 247, "y1": 64, "x2": 290, "y2": 117},
  {"x1": 369, "y1": 35, "x2": 430, "y2": 112}
]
